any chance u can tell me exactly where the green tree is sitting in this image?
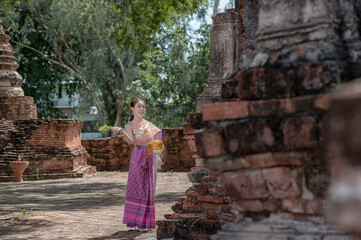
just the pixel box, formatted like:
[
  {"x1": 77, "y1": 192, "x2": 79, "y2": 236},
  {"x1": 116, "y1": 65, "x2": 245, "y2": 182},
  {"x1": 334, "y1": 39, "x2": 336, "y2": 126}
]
[
  {"x1": 126, "y1": 13, "x2": 211, "y2": 127},
  {"x1": 1, "y1": 0, "x2": 207, "y2": 127}
]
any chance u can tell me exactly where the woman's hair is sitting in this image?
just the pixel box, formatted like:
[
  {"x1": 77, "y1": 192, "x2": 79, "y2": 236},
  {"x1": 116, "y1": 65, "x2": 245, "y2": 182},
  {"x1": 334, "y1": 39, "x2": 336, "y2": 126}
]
[{"x1": 129, "y1": 98, "x2": 145, "y2": 122}]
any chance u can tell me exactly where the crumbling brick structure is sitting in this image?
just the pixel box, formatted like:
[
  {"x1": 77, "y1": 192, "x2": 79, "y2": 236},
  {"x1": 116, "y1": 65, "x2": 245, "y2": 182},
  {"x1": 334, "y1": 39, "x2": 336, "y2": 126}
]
[
  {"x1": 82, "y1": 128, "x2": 194, "y2": 171},
  {"x1": 0, "y1": 23, "x2": 95, "y2": 181},
  {"x1": 0, "y1": 21, "x2": 37, "y2": 120},
  {"x1": 157, "y1": 0, "x2": 361, "y2": 239}
]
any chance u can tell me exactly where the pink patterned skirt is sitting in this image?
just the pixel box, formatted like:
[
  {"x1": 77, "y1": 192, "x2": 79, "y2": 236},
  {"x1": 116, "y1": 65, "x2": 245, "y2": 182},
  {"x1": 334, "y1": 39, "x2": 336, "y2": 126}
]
[{"x1": 123, "y1": 145, "x2": 157, "y2": 229}]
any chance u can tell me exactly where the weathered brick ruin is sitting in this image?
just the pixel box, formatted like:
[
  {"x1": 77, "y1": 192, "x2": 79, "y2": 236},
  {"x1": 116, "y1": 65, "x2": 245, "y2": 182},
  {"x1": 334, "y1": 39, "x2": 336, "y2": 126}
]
[
  {"x1": 0, "y1": 25, "x2": 95, "y2": 181},
  {"x1": 157, "y1": 0, "x2": 361, "y2": 239},
  {"x1": 82, "y1": 128, "x2": 194, "y2": 171},
  {"x1": 327, "y1": 79, "x2": 361, "y2": 236}
]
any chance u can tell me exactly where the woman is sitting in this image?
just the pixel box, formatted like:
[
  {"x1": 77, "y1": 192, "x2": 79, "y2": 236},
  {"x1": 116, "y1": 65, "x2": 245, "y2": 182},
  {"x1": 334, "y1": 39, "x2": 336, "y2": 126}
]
[{"x1": 110, "y1": 98, "x2": 163, "y2": 231}]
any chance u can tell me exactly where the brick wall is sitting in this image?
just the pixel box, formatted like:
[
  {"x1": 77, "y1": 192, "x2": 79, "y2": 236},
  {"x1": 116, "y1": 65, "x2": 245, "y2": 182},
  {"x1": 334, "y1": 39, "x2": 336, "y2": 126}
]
[
  {"x1": 0, "y1": 97, "x2": 37, "y2": 120},
  {"x1": 0, "y1": 119, "x2": 95, "y2": 181},
  {"x1": 157, "y1": 0, "x2": 361, "y2": 238},
  {"x1": 81, "y1": 128, "x2": 194, "y2": 172}
]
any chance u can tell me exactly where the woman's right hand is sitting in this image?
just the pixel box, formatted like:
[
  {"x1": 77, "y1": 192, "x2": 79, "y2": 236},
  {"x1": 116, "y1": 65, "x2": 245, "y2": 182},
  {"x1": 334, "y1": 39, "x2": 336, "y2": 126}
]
[{"x1": 110, "y1": 126, "x2": 122, "y2": 133}]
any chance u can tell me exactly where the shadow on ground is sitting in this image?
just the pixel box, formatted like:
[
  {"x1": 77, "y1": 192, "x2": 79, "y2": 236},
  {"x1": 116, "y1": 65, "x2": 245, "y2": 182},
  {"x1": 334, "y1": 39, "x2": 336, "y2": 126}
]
[{"x1": 88, "y1": 230, "x2": 145, "y2": 240}]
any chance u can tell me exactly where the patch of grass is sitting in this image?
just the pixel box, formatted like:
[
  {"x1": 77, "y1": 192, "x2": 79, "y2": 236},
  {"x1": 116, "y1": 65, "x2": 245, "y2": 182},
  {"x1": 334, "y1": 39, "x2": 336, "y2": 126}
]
[
  {"x1": 16, "y1": 208, "x2": 40, "y2": 217},
  {"x1": 36, "y1": 168, "x2": 40, "y2": 180}
]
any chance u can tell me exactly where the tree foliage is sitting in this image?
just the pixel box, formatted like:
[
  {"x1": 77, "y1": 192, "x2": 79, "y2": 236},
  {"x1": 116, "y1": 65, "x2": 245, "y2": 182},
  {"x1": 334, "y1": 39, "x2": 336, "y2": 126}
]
[{"x1": 1, "y1": 0, "x2": 210, "y2": 128}]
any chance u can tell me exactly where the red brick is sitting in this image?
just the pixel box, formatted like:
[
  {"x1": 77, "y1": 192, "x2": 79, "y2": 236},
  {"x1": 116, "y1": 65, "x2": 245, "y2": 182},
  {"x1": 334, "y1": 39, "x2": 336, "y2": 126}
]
[
  {"x1": 221, "y1": 79, "x2": 238, "y2": 100},
  {"x1": 197, "y1": 195, "x2": 224, "y2": 204},
  {"x1": 201, "y1": 176, "x2": 218, "y2": 182},
  {"x1": 186, "y1": 112, "x2": 206, "y2": 129},
  {"x1": 263, "y1": 167, "x2": 301, "y2": 199},
  {"x1": 202, "y1": 202, "x2": 221, "y2": 211},
  {"x1": 83, "y1": 128, "x2": 194, "y2": 171},
  {"x1": 232, "y1": 200, "x2": 264, "y2": 213},
  {"x1": 207, "y1": 185, "x2": 227, "y2": 196},
  {"x1": 282, "y1": 116, "x2": 319, "y2": 149},
  {"x1": 194, "y1": 184, "x2": 208, "y2": 195},
  {"x1": 314, "y1": 94, "x2": 330, "y2": 110},
  {"x1": 164, "y1": 213, "x2": 204, "y2": 219},
  {"x1": 186, "y1": 191, "x2": 199, "y2": 197},
  {"x1": 190, "y1": 219, "x2": 223, "y2": 239},
  {"x1": 218, "y1": 170, "x2": 268, "y2": 199},
  {"x1": 244, "y1": 152, "x2": 302, "y2": 168},
  {"x1": 202, "y1": 101, "x2": 249, "y2": 121},
  {"x1": 249, "y1": 99, "x2": 281, "y2": 117},
  {"x1": 206, "y1": 212, "x2": 222, "y2": 219},
  {"x1": 237, "y1": 64, "x2": 326, "y2": 100},
  {"x1": 224, "y1": 119, "x2": 280, "y2": 155},
  {"x1": 282, "y1": 199, "x2": 324, "y2": 215},
  {"x1": 264, "y1": 199, "x2": 281, "y2": 212},
  {"x1": 182, "y1": 197, "x2": 202, "y2": 211},
  {"x1": 298, "y1": 45, "x2": 307, "y2": 56},
  {"x1": 195, "y1": 129, "x2": 225, "y2": 158},
  {"x1": 249, "y1": 94, "x2": 330, "y2": 118},
  {"x1": 220, "y1": 204, "x2": 233, "y2": 214},
  {"x1": 305, "y1": 168, "x2": 330, "y2": 198},
  {"x1": 221, "y1": 214, "x2": 237, "y2": 222}
]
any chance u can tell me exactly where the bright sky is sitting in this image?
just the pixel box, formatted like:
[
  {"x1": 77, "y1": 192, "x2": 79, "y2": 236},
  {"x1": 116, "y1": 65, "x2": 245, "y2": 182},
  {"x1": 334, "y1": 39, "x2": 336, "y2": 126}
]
[{"x1": 190, "y1": 0, "x2": 234, "y2": 30}]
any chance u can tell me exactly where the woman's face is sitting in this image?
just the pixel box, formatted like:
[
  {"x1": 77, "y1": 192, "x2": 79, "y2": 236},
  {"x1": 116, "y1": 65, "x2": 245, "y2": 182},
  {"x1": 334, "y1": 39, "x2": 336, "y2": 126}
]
[{"x1": 131, "y1": 100, "x2": 146, "y2": 119}]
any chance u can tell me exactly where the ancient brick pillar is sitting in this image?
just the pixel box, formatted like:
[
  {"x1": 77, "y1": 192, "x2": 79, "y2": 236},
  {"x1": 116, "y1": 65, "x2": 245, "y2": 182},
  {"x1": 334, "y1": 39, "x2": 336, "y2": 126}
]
[
  {"x1": 158, "y1": 0, "x2": 361, "y2": 238},
  {"x1": 0, "y1": 21, "x2": 37, "y2": 120},
  {"x1": 202, "y1": 0, "x2": 361, "y2": 239},
  {"x1": 157, "y1": 10, "x2": 239, "y2": 239},
  {"x1": 196, "y1": 10, "x2": 238, "y2": 111}
]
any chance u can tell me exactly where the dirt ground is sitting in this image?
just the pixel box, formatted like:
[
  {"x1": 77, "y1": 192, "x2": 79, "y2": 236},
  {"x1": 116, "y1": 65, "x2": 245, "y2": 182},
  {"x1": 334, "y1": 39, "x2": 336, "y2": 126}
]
[{"x1": 0, "y1": 171, "x2": 192, "y2": 240}]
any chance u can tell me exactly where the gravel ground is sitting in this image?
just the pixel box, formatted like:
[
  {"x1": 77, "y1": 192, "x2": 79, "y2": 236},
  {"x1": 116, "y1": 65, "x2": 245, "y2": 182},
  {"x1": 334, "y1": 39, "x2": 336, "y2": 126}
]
[{"x1": 0, "y1": 171, "x2": 192, "y2": 240}]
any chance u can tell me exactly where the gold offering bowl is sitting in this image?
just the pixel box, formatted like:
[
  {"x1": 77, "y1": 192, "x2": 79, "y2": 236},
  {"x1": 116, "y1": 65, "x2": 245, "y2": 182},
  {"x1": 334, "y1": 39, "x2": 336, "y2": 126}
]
[{"x1": 148, "y1": 140, "x2": 163, "y2": 153}]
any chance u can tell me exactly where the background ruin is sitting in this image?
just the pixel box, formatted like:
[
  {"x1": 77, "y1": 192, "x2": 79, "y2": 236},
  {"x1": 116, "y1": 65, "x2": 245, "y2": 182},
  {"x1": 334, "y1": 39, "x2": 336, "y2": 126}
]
[{"x1": 157, "y1": 0, "x2": 361, "y2": 239}]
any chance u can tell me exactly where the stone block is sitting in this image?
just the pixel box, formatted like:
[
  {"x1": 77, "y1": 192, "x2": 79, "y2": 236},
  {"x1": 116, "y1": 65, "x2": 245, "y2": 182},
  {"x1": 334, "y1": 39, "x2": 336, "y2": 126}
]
[
  {"x1": 282, "y1": 116, "x2": 319, "y2": 150},
  {"x1": 197, "y1": 195, "x2": 224, "y2": 204},
  {"x1": 186, "y1": 112, "x2": 206, "y2": 129},
  {"x1": 237, "y1": 64, "x2": 332, "y2": 100},
  {"x1": 202, "y1": 202, "x2": 221, "y2": 212},
  {"x1": 190, "y1": 219, "x2": 223, "y2": 239},
  {"x1": 244, "y1": 152, "x2": 302, "y2": 168},
  {"x1": 156, "y1": 220, "x2": 177, "y2": 239},
  {"x1": 182, "y1": 197, "x2": 203, "y2": 212},
  {"x1": 221, "y1": 79, "x2": 238, "y2": 100},
  {"x1": 305, "y1": 168, "x2": 330, "y2": 198},
  {"x1": 232, "y1": 200, "x2": 264, "y2": 213},
  {"x1": 248, "y1": 94, "x2": 330, "y2": 118},
  {"x1": 207, "y1": 184, "x2": 227, "y2": 196},
  {"x1": 263, "y1": 167, "x2": 301, "y2": 199},
  {"x1": 202, "y1": 101, "x2": 248, "y2": 122},
  {"x1": 219, "y1": 170, "x2": 268, "y2": 199},
  {"x1": 224, "y1": 119, "x2": 280, "y2": 156},
  {"x1": 194, "y1": 183, "x2": 209, "y2": 195},
  {"x1": 195, "y1": 128, "x2": 226, "y2": 158},
  {"x1": 282, "y1": 199, "x2": 325, "y2": 215}
]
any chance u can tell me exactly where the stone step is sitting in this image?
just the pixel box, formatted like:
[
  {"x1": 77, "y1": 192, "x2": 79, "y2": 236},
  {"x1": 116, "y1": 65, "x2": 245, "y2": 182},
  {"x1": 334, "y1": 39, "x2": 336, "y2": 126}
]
[
  {"x1": 0, "y1": 165, "x2": 96, "y2": 182},
  {"x1": 0, "y1": 172, "x2": 84, "y2": 182}
]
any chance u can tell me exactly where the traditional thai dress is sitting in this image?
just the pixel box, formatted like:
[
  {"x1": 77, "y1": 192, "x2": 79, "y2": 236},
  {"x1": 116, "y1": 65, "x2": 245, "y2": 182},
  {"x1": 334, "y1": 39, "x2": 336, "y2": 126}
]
[{"x1": 123, "y1": 119, "x2": 162, "y2": 229}]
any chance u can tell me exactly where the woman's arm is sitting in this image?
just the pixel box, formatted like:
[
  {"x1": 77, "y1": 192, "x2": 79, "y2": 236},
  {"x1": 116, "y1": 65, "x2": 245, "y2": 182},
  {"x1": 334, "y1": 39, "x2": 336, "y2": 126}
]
[
  {"x1": 109, "y1": 125, "x2": 134, "y2": 145},
  {"x1": 124, "y1": 124, "x2": 134, "y2": 145}
]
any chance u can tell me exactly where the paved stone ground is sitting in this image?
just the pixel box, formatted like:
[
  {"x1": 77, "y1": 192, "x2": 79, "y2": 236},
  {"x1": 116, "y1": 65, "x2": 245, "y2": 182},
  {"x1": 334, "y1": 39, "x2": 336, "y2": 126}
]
[{"x1": 0, "y1": 171, "x2": 192, "y2": 240}]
